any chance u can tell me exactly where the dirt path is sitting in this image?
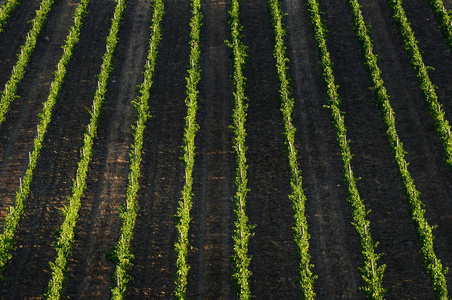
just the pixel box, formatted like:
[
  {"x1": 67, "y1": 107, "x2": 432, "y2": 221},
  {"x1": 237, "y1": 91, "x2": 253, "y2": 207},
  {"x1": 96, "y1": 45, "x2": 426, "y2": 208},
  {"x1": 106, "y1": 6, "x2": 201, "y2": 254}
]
[
  {"x1": 239, "y1": 0, "x2": 303, "y2": 298},
  {"x1": 126, "y1": 0, "x2": 190, "y2": 297},
  {"x1": 187, "y1": 0, "x2": 234, "y2": 298}
]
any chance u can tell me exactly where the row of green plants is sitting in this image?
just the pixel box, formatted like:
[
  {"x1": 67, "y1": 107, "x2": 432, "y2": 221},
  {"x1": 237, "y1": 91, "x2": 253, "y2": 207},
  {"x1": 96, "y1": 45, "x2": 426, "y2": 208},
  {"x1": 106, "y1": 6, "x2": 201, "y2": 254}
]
[
  {"x1": 305, "y1": 0, "x2": 386, "y2": 298},
  {"x1": 427, "y1": 0, "x2": 452, "y2": 54},
  {"x1": 349, "y1": 0, "x2": 449, "y2": 298},
  {"x1": 349, "y1": 0, "x2": 450, "y2": 298},
  {"x1": 267, "y1": 0, "x2": 316, "y2": 298},
  {"x1": 352, "y1": 1, "x2": 449, "y2": 298},
  {"x1": 44, "y1": 0, "x2": 125, "y2": 298},
  {"x1": 108, "y1": 0, "x2": 164, "y2": 299},
  {"x1": 0, "y1": 0, "x2": 21, "y2": 35},
  {"x1": 226, "y1": 0, "x2": 254, "y2": 298},
  {"x1": 174, "y1": 0, "x2": 202, "y2": 298},
  {"x1": 386, "y1": 0, "x2": 452, "y2": 170},
  {"x1": 0, "y1": 0, "x2": 81, "y2": 279},
  {"x1": 0, "y1": 0, "x2": 55, "y2": 125}
]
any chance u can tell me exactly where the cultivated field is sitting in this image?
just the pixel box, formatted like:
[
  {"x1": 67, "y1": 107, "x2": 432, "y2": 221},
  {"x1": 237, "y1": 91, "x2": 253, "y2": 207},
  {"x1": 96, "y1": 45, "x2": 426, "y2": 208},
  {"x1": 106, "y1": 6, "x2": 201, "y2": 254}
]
[{"x1": 0, "y1": 0, "x2": 452, "y2": 299}]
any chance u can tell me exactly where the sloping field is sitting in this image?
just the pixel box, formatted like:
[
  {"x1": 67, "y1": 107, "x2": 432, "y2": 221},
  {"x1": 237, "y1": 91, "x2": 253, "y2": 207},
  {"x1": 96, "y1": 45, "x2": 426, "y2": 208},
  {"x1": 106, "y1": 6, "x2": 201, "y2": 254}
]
[{"x1": 0, "y1": 0, "x2": 451, "y2": 299}]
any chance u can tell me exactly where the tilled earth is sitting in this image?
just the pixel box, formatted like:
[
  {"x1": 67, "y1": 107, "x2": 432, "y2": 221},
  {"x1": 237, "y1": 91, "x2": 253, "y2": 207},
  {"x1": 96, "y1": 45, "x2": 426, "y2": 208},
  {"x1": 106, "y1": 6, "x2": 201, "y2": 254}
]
[{"x1": 0, "y1": 0, "x2": 451, "y2": 299}]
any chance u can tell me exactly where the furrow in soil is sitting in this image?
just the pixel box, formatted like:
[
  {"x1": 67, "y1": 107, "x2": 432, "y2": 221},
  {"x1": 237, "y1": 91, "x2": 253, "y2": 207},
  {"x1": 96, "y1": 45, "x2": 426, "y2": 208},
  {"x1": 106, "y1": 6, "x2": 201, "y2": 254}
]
[
  {"x1": 188, "y1": 0, "x2": 234, "y2": 298},
  {"x1": 127, "y1": 0, "x2": 190, "y2": 297},
  {"x1": 241, "y1": 0, "x2": 300, "y2": 298}
]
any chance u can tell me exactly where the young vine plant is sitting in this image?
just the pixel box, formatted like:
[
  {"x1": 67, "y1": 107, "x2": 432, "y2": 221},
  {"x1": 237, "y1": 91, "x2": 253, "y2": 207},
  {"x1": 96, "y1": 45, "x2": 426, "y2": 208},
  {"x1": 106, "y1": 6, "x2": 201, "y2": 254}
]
[
  {"x1": 349, "y1": 0, "x2": 449, "y2": 298},
  {"x1": 174, "y1": 0, "x2": 202, "y2": 298},
  {"x1": 386, "y1": 0, "x2": 452, "y2": 172},
  {"x1": 427, "y1": 0, "x2": 452, "y2": 54},
  {"x1": 0, "y1": 0, "x2": 21, "y2": 35},
  {"x1": 0, "y1": 0, "x2": 85, "y2": 280},
  {"x1": 267, "y1": 0, "x2": 316, "y2": 298},
  {"x1": 227, "y1": 0, "x2": 254, "y2": 298}
]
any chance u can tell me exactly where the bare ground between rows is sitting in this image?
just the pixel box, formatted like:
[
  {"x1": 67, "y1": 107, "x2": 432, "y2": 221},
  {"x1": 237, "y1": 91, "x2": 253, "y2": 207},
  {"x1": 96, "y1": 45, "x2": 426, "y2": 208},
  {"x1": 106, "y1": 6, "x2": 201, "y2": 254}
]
[
  {"x1": 126, "y1": 0, "x2": 190, "y2": 297},
  {"x1": 0, "y1": 0, "x2": 116, "y2": 298},
  {"x1": 187, "y1": 0, "x2": 234, "y2": 298},
  {"x1": 241, "y1": 0, "x2": 304, "y2": 298}
]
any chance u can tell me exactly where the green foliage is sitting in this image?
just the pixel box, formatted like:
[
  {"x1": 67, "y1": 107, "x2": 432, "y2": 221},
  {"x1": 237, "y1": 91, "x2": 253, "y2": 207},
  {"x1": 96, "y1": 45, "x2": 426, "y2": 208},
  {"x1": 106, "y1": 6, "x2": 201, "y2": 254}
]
[
  {"x1": 387, "y1": 0, "x2": 452, "y2": 172},
  {"x1": 108, "y1": 1, "x2": 164, "y2": 299},
  {"x1": 427, "y1": 0, "x2": 452, "y2": 54},
  {"x1": 0, "y1": 0, "x2": 55, "y2": 126},
  {"x1": 306, "y1": 0, "x2": 386, "y2": 298},
  {"x1": 227, "y1": 0, "x2": 255, "y2": 298},
  {"x1": 174, "y1": 0, "x2": 202, "y2": 299},
  {"x1": 0, "y1": 0, "x2": 85, "y2": 280},
  {"x1": 384, "y1": 0, "x2": 450, "y2": 298},
  {"x1": 0, "y1": 0, "x2": 21, "y2": 35},
  {"x1": 43, "y1": 0, "x2": 125, "y2": 298},
  {"x1": 267, "y1": 0, "x2": 316, "y2": 299}
]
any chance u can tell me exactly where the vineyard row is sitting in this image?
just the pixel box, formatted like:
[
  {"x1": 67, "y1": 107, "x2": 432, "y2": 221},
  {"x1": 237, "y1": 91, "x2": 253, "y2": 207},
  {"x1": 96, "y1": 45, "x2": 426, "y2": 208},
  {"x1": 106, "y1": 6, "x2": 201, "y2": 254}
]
[
  {"x1": 306, "y1": 0, "x2": 387, "y2": 298},
  {"x1": 0, "y1": 0, "x2": 21, "y2": 35},
  {"x1": 173, "y1": 0, "x2": 203, "y2": 298},
  {"x1": 228, "y1": 0, "x2": 254, "y2": 298},
  {"x1": 109, "y1": 0, "x2": 164, "y2": 298},
  {"x1": 268, "y1": 0, "x2": 316, "y2": 298}
]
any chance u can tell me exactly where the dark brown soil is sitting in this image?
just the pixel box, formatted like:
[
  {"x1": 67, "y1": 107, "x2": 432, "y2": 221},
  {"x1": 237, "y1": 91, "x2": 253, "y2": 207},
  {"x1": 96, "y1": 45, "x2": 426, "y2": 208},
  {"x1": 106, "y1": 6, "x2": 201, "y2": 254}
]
[{"x1": 0, "y1": 0, "x2": 451, "y2": 298}]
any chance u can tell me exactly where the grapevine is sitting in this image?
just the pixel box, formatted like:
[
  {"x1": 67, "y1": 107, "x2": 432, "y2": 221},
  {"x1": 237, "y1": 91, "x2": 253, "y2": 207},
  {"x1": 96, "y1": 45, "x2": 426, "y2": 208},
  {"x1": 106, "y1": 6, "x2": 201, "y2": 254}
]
[
  {"x1": 174, "y1": 0, "x2": 202, "y2": 298},
  {"x1": 267, "y1": 0, "x2": 316, "y2": 298},
  {"x1": 227, "y1": 0, "x2": 254, "y2": 298},
  {"x1": 349, "y1": 0, "x2": 449, "y2": 297},
  {"x1": 0, "y1": 0, "x2": 83, "y2": 279},
  {"x1": 0, "y1": 0, "x2": 21, "y2": 35},
  {"x1": 306, "y1": 0, "x2": 386, "y2": 298},
  {"x1": 109, "y1": 0, "x2": 164, "y2": 298},
  {"x1": 387, "y1": 0, "x2": 452, "y2": 171}
]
